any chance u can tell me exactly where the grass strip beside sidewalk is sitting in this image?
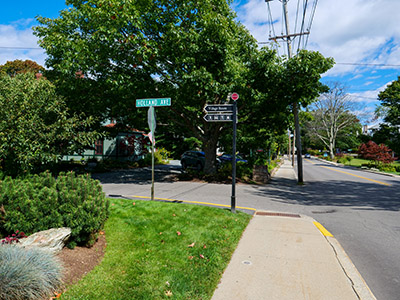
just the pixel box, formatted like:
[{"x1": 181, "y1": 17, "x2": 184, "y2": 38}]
[{"x1": 61, "y1": 199, "x2": 252, "y2": 300}]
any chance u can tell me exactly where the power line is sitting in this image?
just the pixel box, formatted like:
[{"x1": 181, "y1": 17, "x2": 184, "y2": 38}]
[
  {"x1": 0, "y1": 46, "x2": 41, "y2": 50},
  {"x1": 336, "y1": 62, "x2": 400, "y2": 67}
]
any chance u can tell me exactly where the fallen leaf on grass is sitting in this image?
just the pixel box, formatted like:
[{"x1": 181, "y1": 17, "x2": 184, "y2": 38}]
[
  {"x1": 188, "y1": 256, "x2": 194, "y2": 260},
  {"x1": 173, "y1": 214, "x2": 176, "y2": 217},
  {"x1": 203, "y1": 244, "x2": 207, "y2": 249},
  {"x1": 199, "y1": 254, "x2": 205, "y2": 259},
  {"x1": 49, "y1": 293, "x2": 61, "y2": 299},
  {"x1": 188, "y1": 242, "x2": 195, "y2": 248},
  {"x1": 159, "y1": 232, "x2": 163, "y2": 235},
  {"x1": 165, "y1": 290, "x2": 173, "y2": 297}
]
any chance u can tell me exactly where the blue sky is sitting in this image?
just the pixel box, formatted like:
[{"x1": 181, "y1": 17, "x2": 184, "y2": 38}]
[{"x1": 1, "y1": 0, "x2": 399, "y2": 125}]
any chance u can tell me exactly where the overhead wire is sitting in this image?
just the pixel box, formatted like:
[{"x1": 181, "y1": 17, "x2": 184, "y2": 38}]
[
  {"x1": 294, "y1": 0, "x2": 301, "y2": 35},
  {"x1": 304, "y1": 0, "x2": 318, "y2": 49},
  {"x1": 0, "y1": 46, "x2": 41, "y2": 50},
  {"x1": 297, "y1": 0, "x2": 308, "y2": 53},
  {"x1": 266, "y1": 1, "x2": 280, "y2": 55}
]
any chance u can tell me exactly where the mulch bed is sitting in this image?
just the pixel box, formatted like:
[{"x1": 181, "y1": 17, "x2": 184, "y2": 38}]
[{"x1": 57, "y1": 233, "x2": 107, "y2": 287}]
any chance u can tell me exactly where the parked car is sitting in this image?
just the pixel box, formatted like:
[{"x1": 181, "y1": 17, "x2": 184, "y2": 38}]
[
  {"x1": 181, "y1": 151, "x2": 222, "y2": 171},
  {"x1": 304, "y1": 153, "x2": 311, "y2": 158},
  {"x1": 219, "y1": 154, "x2": 248, "y2": 164},
  {"x1": 181, "y1": 151, "x2": 205, "y2": 170}
]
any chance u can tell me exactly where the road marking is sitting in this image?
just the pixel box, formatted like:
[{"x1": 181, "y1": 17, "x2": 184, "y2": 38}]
[
  {"x1": 128, "y1": 195, "x2": 257, "y2": 212},
  {"x1": 313, "y1": 222, "x2": 334, "y2": 237},
  {"x1": 305, "y1": 159, "x2": 316, "y2": 164},
  {"x1": 320, "y1": 166, "x2": 391, "y2": 186}
]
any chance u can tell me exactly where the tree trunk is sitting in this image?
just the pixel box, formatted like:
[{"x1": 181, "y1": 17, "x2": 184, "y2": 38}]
[
  {"x1": 329, "y1": 140, "x2": 335, "y2": 159},
  {"x1": 203, "y1": 130, "x2": 219, "y2": 174}
]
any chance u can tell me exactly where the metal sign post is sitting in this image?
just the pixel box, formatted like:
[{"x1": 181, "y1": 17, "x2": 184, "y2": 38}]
[
  {"x1": 231, "y1": 93, "x2": 239, "y2": 213},
  {"x1": 203, "y1": 93, "x2": 239, "y2": 213},
  {"x1": 136, "y1": 98, "x2": 171, "y2": 201},
  {"x1": 148, "y1": 106, "x2": 156, "y2": 201}
]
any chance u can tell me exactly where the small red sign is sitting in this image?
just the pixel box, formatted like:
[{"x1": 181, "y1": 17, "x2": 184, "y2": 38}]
[{"x1": 231, "y1": 92, "x2": 239, "y2": 101}]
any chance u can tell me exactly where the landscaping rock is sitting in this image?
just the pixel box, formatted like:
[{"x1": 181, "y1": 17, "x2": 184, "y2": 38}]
[
  {"x1": 253, "y1": 165, "x2": 271, "y2": 183},
  {"x1": 18, "y1": 227, "x2": 71, "y2": 254}
]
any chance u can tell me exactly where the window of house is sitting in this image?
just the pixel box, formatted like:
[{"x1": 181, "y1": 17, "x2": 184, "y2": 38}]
[{"x1": 95, "y1": 140, "x2": 104, "y2": 155}]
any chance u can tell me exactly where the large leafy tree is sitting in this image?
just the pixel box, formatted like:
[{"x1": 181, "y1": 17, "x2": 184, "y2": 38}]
[
  {"x1": 237, "y1": 49, "x2": 333, "y2": 158},
  {"x1": 35, "y1": 0, "x2": 333, "y2": 173},
  {"x1": 378, "y1": 76, "x2": 400, "y2": 127},
  {"x1": 375, "y1": 76, "x2": 400, "y2": 155},
  {"x1": 35, "y1": 0, "x2": 258, "y2": 173},
  {"x1": 0, "y1": 73, "x2": 100, "y2": 176},
  {"x1": 0, "y1": 60, "x2": 44, "y2": 77}
]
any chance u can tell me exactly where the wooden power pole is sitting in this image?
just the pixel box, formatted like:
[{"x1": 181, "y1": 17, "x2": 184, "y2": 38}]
[{"x1": 266, "y1": 0, "x2": 309, "y2": 183}]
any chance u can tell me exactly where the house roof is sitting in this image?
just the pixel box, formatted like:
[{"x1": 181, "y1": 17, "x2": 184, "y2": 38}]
[{"x1": 104, "y1": 122, "x2": 145, "y2": 133}]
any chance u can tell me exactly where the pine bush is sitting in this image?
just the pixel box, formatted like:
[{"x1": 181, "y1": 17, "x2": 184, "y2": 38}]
[
  {"x1": 0, "y1": 171, "x2": 109, "y2": 247},
  {"x1": 0, "y1": 245, "x2": 62, "y2": 300}
]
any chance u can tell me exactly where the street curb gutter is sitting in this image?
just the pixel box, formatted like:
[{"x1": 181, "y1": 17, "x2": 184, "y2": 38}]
[
  {"x1": 327, "y1": 237, "x2": 377, "y2": 300},
  {"x1": 313, "y1": 220, "x2": 377, "y2": 300}
]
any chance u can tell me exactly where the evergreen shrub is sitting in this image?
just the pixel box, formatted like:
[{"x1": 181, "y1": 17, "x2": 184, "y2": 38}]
[
  {"x1": 0, "y1": 171, "x2": 109, "y2": 247},
  {"x1": 0, "y1": 245, "x2": 62, "y2": 300},
  {"x1": 378, "y1": 164, "x2": 396, "y2": 173}
]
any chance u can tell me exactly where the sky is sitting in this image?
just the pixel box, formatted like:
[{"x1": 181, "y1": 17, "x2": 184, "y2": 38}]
[{"x1": 1, "y1": 0, "x2": 399, "y2": 126}]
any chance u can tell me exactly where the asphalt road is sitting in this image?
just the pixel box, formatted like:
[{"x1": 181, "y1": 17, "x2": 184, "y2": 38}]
[
  {"x1": 299, "y1": 158, "x2": 400, "y2": 300},
  {"x1": 94, "y1": 158, "x2": 400, "y2": 300}
]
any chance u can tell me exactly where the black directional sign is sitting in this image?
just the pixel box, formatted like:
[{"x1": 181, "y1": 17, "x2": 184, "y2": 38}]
[
  {"x1": 204, "y1": 104, "x2": 234, "y2": 113},
  {"x1": 203, "y1": 114, "x2": 233, "y2": 122}
]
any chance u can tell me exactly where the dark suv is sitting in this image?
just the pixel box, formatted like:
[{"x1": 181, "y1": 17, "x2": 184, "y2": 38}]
[{"x1": 181, "y1": 151, "x2": 205, "y2": 170}]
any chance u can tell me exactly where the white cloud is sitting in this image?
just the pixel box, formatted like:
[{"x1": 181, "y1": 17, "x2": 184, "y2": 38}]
[
  {"x1": 350, "y1": 82, "x2": 392, "y2": 104},
  {"x1": 234, "y1": 0, "x2": 400, "y2": 75},
  {"x1": 0, "y1": 21, "x2": 46, "y2": 66}
]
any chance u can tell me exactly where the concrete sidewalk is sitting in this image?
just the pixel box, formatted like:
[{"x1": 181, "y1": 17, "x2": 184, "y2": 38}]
[{"x1": 212, "y1": 158, "x2": 376, "y2": 300}]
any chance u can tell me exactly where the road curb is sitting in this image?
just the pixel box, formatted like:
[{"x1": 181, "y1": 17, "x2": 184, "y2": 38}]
[
  {"x1": 313, "y1": 157, "x2": 400, "y2": 178},
  {"x1": 309, "y1": 216, "x2": 377, "y2": 300},
  {"x1": 327, "y1": 237, "x2": 377, "y2": 300}
]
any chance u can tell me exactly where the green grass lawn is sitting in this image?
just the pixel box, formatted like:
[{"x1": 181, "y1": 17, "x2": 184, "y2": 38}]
[
  {"x1": 344, "y1": 158, "x2": 369, "y2": 167},
  {"x1": 340, "y1": 158, "x2": 400, "y2": 175},
  {"x1": 60, "y1": 199, "x2": 252, "y2": 300},
  {"x1": 344, "y1": 157, "x2": 400, "y2": 167}
]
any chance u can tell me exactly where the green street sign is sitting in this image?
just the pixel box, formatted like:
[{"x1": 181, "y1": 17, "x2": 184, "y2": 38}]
[{"x1": 136, "y1": 98, "x2": 171, "y2": 107}]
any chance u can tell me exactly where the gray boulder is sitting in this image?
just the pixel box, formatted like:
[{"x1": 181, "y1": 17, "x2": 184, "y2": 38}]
[{"x1": 17, "y1": 227, "x2": 71, "y2": 254}]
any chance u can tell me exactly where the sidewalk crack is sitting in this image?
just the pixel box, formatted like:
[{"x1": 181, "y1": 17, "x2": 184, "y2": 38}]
[{"x1": 325, "y1": 236, "x2": 361, "y2": 300}]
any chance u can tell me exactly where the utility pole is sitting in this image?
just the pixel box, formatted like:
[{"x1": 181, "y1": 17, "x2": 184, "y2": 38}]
[
  {"x1": 267, "y1": 0, "x2": 307, "y2": 183},
  {"x1": 288, "y1": 130, "x2": 291, "y2": 162}
]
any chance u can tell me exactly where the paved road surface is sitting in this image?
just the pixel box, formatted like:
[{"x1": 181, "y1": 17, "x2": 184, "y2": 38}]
[{"x1": 94, "y1": 158, "x2": 400, "y2": 300}]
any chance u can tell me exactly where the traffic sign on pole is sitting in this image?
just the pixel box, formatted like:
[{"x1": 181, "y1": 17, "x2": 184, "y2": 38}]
[
  {"x1": 231, "y1": 93, "x2": 239, "y2": 101},
  {"x1": 203, "y1": 114, "x2": 233, "y2": 122},
  {"x1": 204, "y1": 104, "x2": 234, "y2": 113},
  {"x1": 136, "y1": 98, "x2": 171, "y2": 107},
  {"x1": 136, "y1": 97, "x2": 171, "y2": 201},
  {"x1": 147, "y1": 106, "x2": 156, "y2": 132}
]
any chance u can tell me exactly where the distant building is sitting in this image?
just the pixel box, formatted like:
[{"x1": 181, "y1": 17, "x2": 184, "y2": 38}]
[
  {"x1": 62, "y1": 122, "x2": 149, "y2": 162},
  {"x1": 362, "y1": 123, "x2": 381, "y2": 136}
]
